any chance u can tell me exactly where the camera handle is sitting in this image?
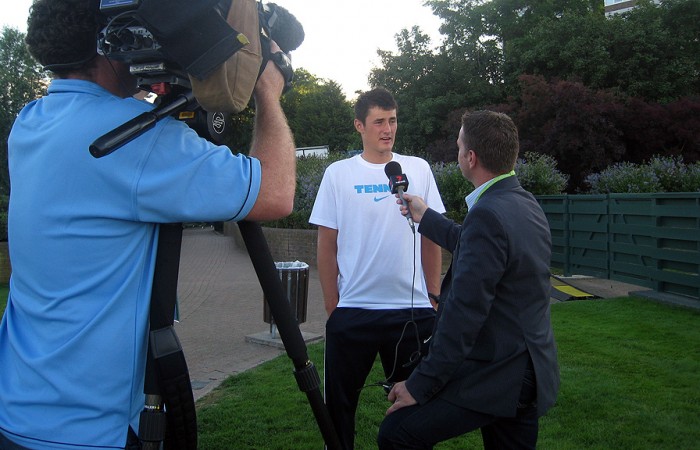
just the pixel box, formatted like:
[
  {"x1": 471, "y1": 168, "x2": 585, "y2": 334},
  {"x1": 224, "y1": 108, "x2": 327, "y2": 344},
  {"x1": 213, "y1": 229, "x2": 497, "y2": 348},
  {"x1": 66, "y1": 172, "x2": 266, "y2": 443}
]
[{"x1": 89, "y1": 90, "x2": 196, "y2": 159}]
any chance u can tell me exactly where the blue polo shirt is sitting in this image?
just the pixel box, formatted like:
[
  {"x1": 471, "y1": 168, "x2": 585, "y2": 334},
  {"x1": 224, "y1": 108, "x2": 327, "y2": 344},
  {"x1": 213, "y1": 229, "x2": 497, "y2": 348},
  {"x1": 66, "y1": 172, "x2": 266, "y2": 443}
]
[{"x1": 0, "y1": 79, "x2": 261, "y2": 448}]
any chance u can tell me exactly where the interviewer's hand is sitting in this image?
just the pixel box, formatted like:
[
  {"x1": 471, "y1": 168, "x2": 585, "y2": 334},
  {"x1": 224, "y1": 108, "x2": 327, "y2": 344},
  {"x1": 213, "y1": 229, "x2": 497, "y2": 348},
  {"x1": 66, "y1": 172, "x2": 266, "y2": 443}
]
[
  {"x1": 385, "y1": 381, "x2": 417, "y2": 415},
  {"x1": 396, "y1": 193, "x2": 429, "y2": 223}
]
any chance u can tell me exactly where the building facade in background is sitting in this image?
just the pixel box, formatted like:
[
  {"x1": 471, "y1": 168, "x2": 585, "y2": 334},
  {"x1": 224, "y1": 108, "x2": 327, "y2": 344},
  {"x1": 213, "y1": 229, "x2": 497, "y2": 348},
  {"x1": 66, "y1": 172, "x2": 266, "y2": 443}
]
[{"x1": 604, "y1": 0, "x2": 660, "y2": 16}]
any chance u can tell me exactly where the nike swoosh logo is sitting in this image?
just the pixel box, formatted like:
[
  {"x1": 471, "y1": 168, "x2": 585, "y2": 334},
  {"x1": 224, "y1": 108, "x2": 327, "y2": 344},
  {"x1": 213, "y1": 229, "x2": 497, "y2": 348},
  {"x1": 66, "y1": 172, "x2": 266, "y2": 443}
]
[{"x1": 374, "y1": 195, "x2": 391, "y2": 202}]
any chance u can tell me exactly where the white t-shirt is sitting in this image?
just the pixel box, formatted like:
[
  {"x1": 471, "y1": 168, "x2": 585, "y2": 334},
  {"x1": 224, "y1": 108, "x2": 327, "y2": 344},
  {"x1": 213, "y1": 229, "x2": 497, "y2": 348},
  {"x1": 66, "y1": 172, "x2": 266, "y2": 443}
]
[{"x1": 310, "y1": 154, "x2": 445, "y2": 309}]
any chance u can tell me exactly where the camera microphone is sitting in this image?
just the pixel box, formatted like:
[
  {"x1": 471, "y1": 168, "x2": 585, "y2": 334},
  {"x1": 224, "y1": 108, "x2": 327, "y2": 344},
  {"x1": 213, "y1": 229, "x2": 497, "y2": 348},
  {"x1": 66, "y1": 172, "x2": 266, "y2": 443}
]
[
  {"x1": 261, "y1": 3, "x2": 305, "y2": 53},
  {"x1": 384, "y1": 161, "x2": 415, "y2": 232}
]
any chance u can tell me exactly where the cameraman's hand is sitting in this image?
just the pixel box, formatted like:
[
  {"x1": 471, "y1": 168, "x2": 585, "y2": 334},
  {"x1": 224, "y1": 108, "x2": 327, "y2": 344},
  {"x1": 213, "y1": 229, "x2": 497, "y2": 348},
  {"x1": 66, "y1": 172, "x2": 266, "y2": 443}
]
[{"x1": 254, "y1": 40, "x2": 285, "y2": 101}]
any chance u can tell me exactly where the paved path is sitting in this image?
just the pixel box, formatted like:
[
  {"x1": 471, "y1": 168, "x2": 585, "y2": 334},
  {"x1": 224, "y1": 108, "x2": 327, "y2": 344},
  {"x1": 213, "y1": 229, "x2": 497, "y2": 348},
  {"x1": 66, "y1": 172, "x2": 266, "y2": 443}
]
[{"x1": 175, "y1": 227, "x2": 327, "y2": 401}]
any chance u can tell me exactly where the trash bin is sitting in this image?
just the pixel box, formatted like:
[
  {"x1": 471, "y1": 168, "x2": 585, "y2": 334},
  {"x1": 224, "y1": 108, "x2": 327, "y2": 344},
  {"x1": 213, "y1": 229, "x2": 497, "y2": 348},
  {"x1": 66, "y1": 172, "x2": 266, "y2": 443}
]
[{"x1": 263, "y1": 261, "x2": 309, "y2": 327}]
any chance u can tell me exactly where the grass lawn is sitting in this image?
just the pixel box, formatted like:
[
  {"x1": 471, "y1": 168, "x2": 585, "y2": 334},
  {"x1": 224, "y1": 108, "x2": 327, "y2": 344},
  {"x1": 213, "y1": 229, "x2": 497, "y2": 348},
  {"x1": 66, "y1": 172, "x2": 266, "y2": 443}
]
[{"x1": 196, "y1": 297, "x2": 700, "y2": 449}]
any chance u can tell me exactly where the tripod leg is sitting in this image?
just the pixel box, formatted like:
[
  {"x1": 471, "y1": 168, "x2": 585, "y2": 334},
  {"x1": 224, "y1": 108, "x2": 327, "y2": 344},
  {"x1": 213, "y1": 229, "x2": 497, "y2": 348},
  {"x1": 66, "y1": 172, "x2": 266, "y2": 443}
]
[{"x1": 237, "y1": 220, "x2": 342, "y2": 450}]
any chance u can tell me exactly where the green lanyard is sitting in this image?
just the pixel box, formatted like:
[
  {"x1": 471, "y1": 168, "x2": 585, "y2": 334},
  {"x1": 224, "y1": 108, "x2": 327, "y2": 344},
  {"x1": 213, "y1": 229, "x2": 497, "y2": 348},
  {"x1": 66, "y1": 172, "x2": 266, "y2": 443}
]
[{"x1": 473, "y1": 170, "x2": 516, "y2": 205}]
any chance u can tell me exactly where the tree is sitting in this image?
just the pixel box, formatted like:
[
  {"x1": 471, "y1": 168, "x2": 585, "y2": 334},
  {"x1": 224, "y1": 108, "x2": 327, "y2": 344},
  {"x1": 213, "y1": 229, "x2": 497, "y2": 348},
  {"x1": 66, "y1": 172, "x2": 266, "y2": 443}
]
[
  {"x1": 281, "y1": 69, "x2": 355, "y2": 152},
  {"x1": 606, "y1": 0, "x2": 700, "y2": 101},
  {"x1": 369, "y1": 0, "x2": 611, "y2": 160},
  {"x1": 505, "y1": 0, "x2": 700, "y2": 102},
  {"x1": 509, "y1": 75, "x2": 627, "y2": 191},
  {"x1": 370, "y1": 26, "x2": 468, "y2": 155},
  {"x1": 221, "y1": 69, "x2": 355, "y2": 155},
  {"x1": 493, "y1": 75, "x2": 700, "y2": 192},
  {"x1": 426, "y1": 0, "x2": 603, "y2": 99},
  {"x1": 0, "y1": 26, "x2": 47, "y2": 195},
  {"x1": 615, "y1": 95, "x2": 700, "y2": 164}
]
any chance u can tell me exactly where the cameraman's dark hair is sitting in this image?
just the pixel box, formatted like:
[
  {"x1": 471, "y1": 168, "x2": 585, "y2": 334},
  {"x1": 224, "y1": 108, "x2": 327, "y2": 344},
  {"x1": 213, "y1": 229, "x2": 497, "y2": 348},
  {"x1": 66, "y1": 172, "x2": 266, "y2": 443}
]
[
  {"x1": 460, "y1": 110, "x2": 519, "y2": 175},
  {"x1": 354, "y1": 87, "x2": 398, "y2": 124},
  {"x1": 26, "y1": 0, "x2": 101, "y2": 75}
]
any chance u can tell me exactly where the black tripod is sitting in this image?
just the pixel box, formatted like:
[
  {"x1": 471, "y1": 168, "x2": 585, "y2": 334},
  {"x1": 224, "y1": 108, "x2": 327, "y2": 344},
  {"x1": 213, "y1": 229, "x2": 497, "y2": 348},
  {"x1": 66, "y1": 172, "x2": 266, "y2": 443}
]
[{"x1": 91, "y1": 92, "x2": 341, "y2": 450}]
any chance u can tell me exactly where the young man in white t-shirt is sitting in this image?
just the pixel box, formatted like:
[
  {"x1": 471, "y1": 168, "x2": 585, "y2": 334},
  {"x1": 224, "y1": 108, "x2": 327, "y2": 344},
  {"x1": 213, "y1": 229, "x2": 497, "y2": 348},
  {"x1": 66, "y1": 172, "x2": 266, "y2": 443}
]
[{"x1": 309, "y1": 87, "x2": 445, "y2": 449}]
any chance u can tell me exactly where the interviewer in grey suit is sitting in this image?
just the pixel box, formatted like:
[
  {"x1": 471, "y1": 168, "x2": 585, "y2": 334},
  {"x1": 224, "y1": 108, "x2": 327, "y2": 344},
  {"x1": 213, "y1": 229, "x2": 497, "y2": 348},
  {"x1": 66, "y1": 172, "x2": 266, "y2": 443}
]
[{"x1": 377, "y1": 110, "x2": 559, "y2": 449}]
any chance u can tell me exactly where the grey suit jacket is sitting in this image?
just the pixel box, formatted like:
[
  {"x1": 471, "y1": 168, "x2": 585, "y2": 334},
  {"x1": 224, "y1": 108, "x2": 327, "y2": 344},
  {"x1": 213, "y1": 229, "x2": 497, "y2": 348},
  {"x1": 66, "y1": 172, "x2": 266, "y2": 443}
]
[{"x1": 406, "y1": 176, "x2": 559, "y2": 418}]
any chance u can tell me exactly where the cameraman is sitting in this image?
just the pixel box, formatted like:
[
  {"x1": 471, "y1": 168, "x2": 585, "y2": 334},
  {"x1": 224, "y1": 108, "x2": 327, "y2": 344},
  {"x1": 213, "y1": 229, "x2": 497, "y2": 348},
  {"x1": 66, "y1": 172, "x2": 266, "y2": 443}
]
[{"x1": 0, "y1": 0, "x2": 295, "y2": 448}]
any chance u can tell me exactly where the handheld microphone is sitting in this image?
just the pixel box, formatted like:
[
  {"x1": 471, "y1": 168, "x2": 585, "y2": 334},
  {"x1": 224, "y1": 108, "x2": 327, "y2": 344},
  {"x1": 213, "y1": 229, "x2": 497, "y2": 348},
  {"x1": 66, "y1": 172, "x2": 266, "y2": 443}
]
[{"x1": 384, "y1": 161, "x2": 415, "y2": 231}]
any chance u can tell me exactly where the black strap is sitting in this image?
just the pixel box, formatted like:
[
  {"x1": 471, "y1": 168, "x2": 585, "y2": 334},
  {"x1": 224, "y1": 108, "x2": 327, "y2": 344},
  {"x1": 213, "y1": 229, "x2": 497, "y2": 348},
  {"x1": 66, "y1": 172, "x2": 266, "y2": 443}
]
[{"x1": 140, "y1": 223, "x2": 197, "y2": 450}]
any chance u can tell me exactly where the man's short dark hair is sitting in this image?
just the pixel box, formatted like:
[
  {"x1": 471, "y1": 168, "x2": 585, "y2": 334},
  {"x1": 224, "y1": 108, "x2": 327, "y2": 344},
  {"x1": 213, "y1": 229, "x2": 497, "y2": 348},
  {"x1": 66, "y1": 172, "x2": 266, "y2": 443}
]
[
  {"x1": 461, "y1": 110, "x2": 520, "y2": 175},
  {"x1": 354, "y1": 87, "x2": 398, "y2": 124},
  {"x1": 26, "y1": 0, "x2": 101, "y2": 74}
]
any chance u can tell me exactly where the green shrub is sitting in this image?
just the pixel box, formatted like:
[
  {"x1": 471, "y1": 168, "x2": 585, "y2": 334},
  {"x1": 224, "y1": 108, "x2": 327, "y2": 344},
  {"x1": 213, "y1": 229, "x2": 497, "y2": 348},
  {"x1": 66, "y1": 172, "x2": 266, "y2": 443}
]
[
  {"x1": 515, "y1": 152, "x2": 569, "y2": 195},
  {"x1": 433, "y1": 153, "x2": 568, "y2": 223},
  {"x1": 431, "y1": 161, "x2": 472, "y2": 223},
  {"x1": 680, "y1": 162, "x2": 700, "y2": 192},
  {"x1": 648, "y1": 155, "x2": 700, "y2": 192},
  {"x1": 262, "y1": 153, "x2": 346, "y2": 230},
  {"x1": 584, "y1": 155, "x2": 700, "y2": 193},
  {"x1": 648, "y1": 155, "x2": 687, "y2": 192},
  {"x1": 585, "y1": 162, "x2": 661, "y2": 194}
]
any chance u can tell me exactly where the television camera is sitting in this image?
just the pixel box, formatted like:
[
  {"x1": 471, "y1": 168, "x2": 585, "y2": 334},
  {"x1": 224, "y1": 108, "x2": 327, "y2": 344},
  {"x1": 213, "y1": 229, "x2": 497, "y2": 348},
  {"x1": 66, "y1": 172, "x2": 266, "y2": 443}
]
[{"x1": 91, "y1": 0, "x2": 304, "y2": 156}]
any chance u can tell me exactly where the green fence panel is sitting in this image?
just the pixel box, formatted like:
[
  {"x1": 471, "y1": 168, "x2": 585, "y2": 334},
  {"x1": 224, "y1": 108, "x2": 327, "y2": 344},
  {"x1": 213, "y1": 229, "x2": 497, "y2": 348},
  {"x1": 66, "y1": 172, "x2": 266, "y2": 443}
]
[
  {"x1": 609, "y1": 193, "x2": 699, "y2": 299},
  {"x1": 536, "y1": 193, "x2": 699, "y2": 301},
  {"x1": 609, "y1": 194, "x2": 659, "y2": 288},
  {"x1": 652, "y1": 194, "x2": 698, "y2": 298},
  {"x1": 567, "y1": 195, "x2": 609, "y2": 278},
  {"x1": 536, "y1": 196, "x2": 568, "y2": 270}
]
